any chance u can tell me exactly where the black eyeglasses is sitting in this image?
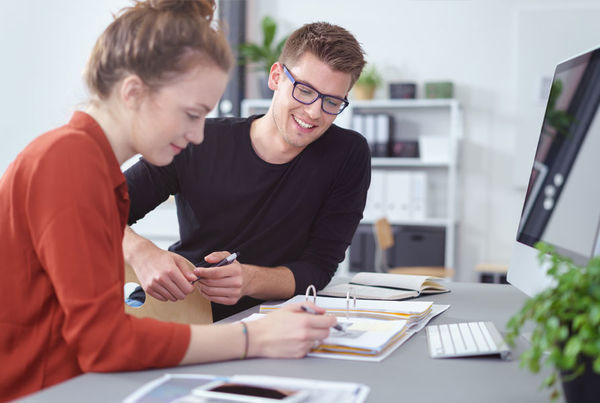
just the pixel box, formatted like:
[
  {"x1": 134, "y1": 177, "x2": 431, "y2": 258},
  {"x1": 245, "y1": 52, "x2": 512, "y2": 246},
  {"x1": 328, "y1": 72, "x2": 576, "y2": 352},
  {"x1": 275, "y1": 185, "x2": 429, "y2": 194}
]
[{"x1": 282, "y1": 64, "x2": 349, "y2": 115}]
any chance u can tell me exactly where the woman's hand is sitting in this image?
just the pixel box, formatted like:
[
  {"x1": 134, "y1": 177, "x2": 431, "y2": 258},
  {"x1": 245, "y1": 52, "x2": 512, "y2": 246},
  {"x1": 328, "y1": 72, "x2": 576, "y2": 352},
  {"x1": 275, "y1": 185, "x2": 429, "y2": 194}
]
[{"x1": 247, "y1": 302, "x2": 338, "y2": 358}]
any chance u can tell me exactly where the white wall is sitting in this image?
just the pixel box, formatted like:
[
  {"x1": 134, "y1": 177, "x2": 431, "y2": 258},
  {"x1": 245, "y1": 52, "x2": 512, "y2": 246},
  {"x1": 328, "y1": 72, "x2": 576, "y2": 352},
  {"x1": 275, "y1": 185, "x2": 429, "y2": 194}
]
[
  {"x1": 2, "y1": 0, "x2": 600, "y2": 281},
  {"x1": 246, "y1": 0, "x2": 600, "y2": 280},
  {"x1": 0, "y1": 0, "x2": 129, "y2": 173}
]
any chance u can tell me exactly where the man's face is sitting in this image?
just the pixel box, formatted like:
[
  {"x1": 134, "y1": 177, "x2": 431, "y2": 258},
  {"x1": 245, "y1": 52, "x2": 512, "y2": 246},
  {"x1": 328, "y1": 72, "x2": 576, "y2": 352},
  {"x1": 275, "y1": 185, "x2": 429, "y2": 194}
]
[{"x1": 268, "y1": 52, "x2": 352, "y2": 151}]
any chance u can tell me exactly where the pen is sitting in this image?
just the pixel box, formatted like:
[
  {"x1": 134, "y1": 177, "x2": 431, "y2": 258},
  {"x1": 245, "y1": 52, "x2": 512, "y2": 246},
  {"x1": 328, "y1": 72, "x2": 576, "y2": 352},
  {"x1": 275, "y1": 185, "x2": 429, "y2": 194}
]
[
  {"x1": 301, "y1": 305, "x2": 344, "y2": 331},
  {"x1": 191, "y1": 251, "x2": 240, "y2": 285}
]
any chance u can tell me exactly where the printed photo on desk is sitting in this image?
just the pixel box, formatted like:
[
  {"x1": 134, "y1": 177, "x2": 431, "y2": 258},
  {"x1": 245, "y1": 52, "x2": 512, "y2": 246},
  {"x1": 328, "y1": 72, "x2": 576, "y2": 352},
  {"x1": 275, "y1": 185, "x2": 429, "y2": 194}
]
[
  {"x1": 319, "y1": 273, "x2": 450, "y2": 300},
  {"x1": 123, "y1": 373, "x2": 370, "y2": 403}
]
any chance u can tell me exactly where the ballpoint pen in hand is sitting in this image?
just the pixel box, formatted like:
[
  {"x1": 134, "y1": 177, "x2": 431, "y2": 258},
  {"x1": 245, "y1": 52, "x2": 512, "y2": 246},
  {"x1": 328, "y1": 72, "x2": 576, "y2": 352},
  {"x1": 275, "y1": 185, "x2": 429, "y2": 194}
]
[
  {"x1": 301, "y1": 305, "x2": 344, "y2": 331},
  {"x1": 191, "y1": 251, "x2": 240, "y2": 285}
]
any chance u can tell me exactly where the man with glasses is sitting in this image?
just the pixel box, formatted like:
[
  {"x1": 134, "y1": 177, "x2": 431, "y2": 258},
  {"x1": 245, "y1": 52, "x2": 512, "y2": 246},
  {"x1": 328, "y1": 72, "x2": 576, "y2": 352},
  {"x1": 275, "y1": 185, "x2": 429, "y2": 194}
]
[{"x1": 123, "y1": 22, "x2": 370, "y2": 320}]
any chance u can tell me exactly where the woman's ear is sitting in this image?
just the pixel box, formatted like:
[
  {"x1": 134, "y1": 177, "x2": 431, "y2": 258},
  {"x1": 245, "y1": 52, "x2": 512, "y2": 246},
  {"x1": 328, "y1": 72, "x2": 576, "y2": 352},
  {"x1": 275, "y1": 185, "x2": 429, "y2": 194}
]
[
  {"x1": 119, "y1": 75, "x2": 146, "y2": 110},
  {"x1": 267, "y1": 62, "x2": 283, "y2": 91}
]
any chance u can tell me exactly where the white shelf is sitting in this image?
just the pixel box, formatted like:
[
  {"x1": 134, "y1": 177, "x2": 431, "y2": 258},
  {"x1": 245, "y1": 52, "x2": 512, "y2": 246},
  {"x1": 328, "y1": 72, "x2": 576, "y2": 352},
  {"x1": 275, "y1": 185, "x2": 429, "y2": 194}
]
[
  {"x1": 351, "y1": 98, "x2": 458, "y2": 109},
  {"x1": 371, "y1": 158, "x2": 450, "y2": 168},
  {"x1": 361, "y1": 217, "x2": 454, "y2": 227}
]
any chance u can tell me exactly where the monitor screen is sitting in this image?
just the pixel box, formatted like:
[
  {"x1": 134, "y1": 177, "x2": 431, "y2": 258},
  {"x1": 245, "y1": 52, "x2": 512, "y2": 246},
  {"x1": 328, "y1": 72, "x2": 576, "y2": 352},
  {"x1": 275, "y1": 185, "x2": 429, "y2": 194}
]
[{"x1": 508, "y1": 46, "x2": 600, "y2": 296}]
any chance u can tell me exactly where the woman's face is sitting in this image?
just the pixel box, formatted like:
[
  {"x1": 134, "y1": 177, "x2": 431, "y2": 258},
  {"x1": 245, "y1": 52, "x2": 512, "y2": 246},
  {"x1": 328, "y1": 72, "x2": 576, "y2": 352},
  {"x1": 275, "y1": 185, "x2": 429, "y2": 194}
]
[{"x1": 130, "y1": 64, "x2": 229, "y2": 166}]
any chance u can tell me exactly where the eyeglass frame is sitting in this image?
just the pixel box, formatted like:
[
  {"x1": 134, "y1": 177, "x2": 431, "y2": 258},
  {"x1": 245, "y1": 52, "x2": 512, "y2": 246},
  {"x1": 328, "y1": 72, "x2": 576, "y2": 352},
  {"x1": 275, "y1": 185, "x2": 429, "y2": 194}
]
[{"x1": 281, "y1": 64, "x2": 350, "y2": 115}]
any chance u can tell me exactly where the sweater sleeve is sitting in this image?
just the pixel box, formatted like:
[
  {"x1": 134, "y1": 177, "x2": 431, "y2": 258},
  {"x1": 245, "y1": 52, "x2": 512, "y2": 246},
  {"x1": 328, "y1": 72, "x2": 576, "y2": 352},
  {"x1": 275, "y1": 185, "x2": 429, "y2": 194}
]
[
  {"x1": 125, "y1": 157, "x2": 180, "y2": 225},
  {"x1": 285, "y1": 134, "x2": 371, "y2": 294},
  {"x1": 27, "y1": 137, "x2": 190, "y2": 372}
]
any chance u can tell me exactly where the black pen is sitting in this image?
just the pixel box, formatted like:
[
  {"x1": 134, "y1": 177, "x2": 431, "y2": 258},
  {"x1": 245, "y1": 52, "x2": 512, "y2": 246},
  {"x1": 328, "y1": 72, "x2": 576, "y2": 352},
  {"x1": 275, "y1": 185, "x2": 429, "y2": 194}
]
[
  {"x1": 301, "y1": 305, "x2": 344, "y2": 331},
  {"x1": 191, "y1": 251, "x2": 240, "y2": 285}
]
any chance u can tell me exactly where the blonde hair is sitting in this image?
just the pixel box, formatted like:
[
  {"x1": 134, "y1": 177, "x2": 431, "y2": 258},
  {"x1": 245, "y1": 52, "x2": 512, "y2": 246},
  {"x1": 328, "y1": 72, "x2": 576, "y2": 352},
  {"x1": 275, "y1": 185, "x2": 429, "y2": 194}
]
[
  {"x1": 279, "y1": 22, "x2": 366, "y2": 89},
  {"x1": 84, "y1": 0, "x2": 233, "y2": 98}
]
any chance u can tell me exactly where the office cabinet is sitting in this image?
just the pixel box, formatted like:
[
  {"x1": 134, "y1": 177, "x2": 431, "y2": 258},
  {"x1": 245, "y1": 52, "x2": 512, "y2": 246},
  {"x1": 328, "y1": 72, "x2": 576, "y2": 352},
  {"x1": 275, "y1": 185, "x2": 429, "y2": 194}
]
[{"x1": 349, "y1": 223, "x2": 446, "y2": 273}]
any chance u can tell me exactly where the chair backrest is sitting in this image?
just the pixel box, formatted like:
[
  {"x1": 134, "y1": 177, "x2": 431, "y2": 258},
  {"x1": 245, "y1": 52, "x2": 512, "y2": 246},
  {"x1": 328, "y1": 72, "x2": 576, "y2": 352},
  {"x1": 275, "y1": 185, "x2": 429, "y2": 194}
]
[
  {"x1": 124, "y1": 259, "x2": 213, "y2": 325},
  {"x1": 372, "y1": 217, "x2": 454, "y2": 278},
  {"x1": 374, "y1": 217, "x2": 394, "y2": 251}
]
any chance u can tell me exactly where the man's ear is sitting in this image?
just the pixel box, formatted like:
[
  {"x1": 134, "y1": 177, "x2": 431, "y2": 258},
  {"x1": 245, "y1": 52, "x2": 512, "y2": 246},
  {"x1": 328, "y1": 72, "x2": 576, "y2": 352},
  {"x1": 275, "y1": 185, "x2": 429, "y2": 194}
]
[
  {"x1": 267, "y1": 62, "x2": 283, "y2": 91},
  {"x1": 119, "y1": 75, "x2": 146, "y2": 110}
]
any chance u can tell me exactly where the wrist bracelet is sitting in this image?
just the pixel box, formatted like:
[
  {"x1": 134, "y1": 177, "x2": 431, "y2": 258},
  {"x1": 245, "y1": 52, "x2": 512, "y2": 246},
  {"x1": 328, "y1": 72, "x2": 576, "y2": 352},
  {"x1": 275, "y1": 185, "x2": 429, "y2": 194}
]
[{"x1": 240, "y1": 322, "x2": 249, "y2": 360}]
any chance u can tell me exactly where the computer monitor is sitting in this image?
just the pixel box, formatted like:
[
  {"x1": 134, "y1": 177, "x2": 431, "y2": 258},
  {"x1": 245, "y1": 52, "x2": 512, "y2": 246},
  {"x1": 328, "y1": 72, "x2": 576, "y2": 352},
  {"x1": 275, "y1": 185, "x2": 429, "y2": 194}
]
[{"x1": 507, "y1": 46, "x2": 600, "y2": 296}]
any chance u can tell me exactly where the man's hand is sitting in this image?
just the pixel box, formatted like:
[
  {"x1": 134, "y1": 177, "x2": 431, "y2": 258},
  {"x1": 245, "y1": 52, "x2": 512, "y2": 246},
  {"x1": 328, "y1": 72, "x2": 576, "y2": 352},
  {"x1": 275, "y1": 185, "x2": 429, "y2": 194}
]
[
  {"x1": 193, "y1": 251, "x2": 249, "y2": 305},
  {"x1": 131, "y1": 247, "x2": 198, "y2": 302}
]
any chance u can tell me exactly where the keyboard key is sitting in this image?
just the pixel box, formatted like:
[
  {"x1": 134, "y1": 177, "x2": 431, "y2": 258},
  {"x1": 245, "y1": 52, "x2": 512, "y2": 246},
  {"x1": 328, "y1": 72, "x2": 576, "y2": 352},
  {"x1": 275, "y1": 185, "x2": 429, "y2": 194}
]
[
  {"x1": 427, "y1": 326, "x2": 444, "y2": 356},
  {"x1": 468, "y1": 322, "x2": 491, "y2": 352},
  {"x1": 458, "y1": 323, "x2": 478, "y2": 354},
  {"x1": 449, "y1": 324, "x2": 466, "y2": 354},
  {"x1": 438, "y1": 324, "x2": 455, "y2": 355},
  {"x1": 478, "y1": 321, "x2": 497, "y2": 350}
]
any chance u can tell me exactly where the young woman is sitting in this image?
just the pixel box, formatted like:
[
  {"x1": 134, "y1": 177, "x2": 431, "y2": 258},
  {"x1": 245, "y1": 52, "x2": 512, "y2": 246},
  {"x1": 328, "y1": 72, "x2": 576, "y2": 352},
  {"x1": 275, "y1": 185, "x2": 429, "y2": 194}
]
[{"x1": 0, "y1": 1, "x2": 336, "y2": 400}]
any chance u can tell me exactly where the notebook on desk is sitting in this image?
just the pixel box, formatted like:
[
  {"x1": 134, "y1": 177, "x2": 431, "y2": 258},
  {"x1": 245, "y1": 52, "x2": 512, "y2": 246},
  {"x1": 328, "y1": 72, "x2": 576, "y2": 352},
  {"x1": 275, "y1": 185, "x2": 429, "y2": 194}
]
[{"x1": 319, "y1": 272, "x2": 450, "y2": 301}]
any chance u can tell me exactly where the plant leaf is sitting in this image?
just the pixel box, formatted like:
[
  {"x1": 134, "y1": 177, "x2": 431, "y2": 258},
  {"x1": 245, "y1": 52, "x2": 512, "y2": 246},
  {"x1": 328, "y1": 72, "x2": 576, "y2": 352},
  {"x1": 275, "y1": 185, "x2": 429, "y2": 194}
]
[{"x1": 261, "y1": 16, "x2": 276, "y2": 49}]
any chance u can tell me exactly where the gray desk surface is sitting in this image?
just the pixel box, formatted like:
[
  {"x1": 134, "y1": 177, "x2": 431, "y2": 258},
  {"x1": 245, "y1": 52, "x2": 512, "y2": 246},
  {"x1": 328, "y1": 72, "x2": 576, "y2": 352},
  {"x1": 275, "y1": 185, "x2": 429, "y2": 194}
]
[{"x1": 20, "y1": 282, "x2": 558, "y2": 403}]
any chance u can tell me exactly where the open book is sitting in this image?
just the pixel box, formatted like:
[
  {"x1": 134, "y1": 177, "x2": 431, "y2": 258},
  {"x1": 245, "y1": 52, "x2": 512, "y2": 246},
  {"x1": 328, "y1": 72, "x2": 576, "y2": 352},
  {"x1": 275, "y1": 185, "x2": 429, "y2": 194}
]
[{"x1": 318, "y1": 272, "x2": 450, "y2": 300}]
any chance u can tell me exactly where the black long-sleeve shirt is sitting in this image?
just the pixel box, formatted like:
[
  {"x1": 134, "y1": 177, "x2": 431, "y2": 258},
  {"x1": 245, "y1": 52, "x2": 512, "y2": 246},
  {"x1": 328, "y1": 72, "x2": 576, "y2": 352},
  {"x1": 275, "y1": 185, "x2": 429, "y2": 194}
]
[{"x1": 125, "y1": 115, "x2": 371, "y2": 320}]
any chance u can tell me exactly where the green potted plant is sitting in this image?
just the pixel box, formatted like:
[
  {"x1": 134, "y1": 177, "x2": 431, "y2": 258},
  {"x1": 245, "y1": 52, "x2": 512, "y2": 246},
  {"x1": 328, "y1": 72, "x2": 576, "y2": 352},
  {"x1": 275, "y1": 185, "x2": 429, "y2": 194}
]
[
  {"x1": 506, "y1": 242, "x2": 600, "y2": 402},
  {"x1": 238, "y1": 16, "x2": 288, "y2": 98},
  {"x1": 353, "y1": 64, "x2": 382, "y2": 100}
]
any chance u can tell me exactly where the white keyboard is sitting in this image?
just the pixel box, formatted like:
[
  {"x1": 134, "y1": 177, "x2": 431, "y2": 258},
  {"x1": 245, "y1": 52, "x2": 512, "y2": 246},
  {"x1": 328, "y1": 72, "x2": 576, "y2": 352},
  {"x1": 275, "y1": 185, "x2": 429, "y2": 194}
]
[{"x1": 426, "y1": 321, "x2": 511, "y2": 360}]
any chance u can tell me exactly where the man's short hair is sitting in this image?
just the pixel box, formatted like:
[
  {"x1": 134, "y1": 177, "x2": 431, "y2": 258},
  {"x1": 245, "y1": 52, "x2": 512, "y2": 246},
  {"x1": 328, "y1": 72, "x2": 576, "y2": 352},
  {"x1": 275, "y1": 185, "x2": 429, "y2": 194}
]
[{"x1": 279, "y1": 22, "x2": 366, "y2": 90}]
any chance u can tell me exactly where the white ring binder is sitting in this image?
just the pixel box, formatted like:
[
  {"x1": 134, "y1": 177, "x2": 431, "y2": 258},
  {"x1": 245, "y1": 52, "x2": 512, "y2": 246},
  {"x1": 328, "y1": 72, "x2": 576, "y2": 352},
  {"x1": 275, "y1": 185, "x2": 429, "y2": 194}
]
[{"x1": 305, "y1": 284, "x2": 317, "y2": 304}]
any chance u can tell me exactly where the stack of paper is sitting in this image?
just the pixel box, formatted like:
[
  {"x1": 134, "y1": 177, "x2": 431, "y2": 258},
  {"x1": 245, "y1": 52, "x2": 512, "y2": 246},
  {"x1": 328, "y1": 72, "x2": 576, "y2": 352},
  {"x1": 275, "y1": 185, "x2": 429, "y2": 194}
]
[
  {"x1": 314, "y1": 317, "x2": 408, "y2": 356},
  {"x1": 260, "y1": 295, "x2": 433, "y2": 323},
  {"x1": 248, "y1": 302, "x2": 449, "y2": 362}
]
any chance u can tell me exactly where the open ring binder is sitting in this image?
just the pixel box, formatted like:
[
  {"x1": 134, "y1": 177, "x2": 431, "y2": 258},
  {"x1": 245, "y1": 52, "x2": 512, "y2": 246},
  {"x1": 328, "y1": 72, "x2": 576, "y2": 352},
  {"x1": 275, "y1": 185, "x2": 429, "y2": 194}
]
[
  {"x1": 305, "y1": 284, "x2": 358, "y2": 319},
  {"x1": 305, "y1": 284, "x2": 317, "y2": 304}
]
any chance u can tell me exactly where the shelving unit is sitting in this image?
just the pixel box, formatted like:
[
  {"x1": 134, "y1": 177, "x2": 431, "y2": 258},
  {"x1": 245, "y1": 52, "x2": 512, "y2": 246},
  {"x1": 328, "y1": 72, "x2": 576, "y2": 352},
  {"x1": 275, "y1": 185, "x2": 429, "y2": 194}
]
[{"x1": 241, "y1": 98, "x2": 463, "y2": 273}]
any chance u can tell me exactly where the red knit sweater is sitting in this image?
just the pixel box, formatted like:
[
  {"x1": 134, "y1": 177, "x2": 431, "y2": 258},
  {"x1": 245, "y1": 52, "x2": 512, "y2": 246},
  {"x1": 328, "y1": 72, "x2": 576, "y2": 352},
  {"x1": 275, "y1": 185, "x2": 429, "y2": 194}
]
[{"x1": 0, "y1": 112, "x2": 190, "y2": 400}]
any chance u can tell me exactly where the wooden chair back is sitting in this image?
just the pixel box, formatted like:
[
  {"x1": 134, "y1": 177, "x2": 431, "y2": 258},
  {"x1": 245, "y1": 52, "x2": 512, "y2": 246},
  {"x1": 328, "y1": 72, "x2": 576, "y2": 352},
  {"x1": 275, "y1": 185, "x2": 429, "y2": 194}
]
[
  {"x1": 124, "y1": 259, "x2": 213, "y2": 324},
  {"x1": 372, "y1": 217, "x2": 454, "y2": 278},
  {"x1": 374, "y1": 217, "x2": 395, "y2": 251}
]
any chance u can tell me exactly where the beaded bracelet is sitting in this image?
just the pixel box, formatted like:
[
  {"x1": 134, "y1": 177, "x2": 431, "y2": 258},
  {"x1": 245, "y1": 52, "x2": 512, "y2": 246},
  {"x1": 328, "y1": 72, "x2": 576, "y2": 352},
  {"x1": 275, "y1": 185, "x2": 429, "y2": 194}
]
[{"x1": 240, "y1": 322, "x2": 249, "y2": 360}]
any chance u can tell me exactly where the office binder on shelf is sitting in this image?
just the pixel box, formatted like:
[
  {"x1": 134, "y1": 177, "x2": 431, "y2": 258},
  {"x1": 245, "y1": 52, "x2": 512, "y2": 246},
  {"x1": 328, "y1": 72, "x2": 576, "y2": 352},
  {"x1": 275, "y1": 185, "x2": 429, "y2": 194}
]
[
  {"x1": 385, "y1": 171, "x2": 412, "y2": 221},
  {"x1": 410, "y1": 171, "x2": 428, "y2": 220},
  {"x1": 363, "y1": 114, "x2": 377, "y2": 156},
  {"x1": 319, "y1": 272, "x2": 450, "y2": 301},
  {"x1": 374, "y1": 114, "x2": 391, "y2": 157},
  {"x1": 363, "y1": 170, "x2": 386, "y2": 222}
]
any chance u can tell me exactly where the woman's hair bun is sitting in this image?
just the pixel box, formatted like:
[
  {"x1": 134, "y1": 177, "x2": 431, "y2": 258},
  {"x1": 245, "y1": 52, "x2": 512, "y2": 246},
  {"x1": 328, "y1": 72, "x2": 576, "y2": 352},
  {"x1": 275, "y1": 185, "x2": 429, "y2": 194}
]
[{"x1": 146, "y1": 0, "x2": 216, "y2": 21}]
